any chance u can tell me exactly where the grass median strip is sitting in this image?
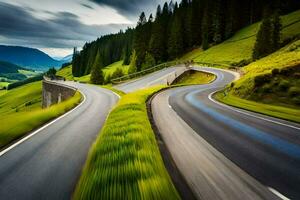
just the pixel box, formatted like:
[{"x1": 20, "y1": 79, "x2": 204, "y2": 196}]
[
  {"x1": 0, "y1": 81, "x2": 82, "y2": 149},
  {"x1": 74, "y1": 85, "x2": 180, "y2": 200}
]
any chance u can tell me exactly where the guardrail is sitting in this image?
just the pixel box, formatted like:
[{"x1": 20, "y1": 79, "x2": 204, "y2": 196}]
[{"x1": 111, "y1": 61, "x2": 188, "y2": 84}]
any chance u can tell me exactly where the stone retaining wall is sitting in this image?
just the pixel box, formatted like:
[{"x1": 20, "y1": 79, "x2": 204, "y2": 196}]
[{"x1": 42, "y1": 80, "x2": 76, "y2": 108}]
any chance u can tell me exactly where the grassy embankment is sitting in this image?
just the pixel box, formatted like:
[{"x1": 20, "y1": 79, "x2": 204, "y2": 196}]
[
  {"x1": 57, "y1": 61, "x2": 129, "y2": 83},
  {"x1": 215, "y1": 40, "x2": 300, "y2": 123},
  {"x1": 181, "y1": 10, "x2": 300, "y2": 67},
  {"x1": 74, "y1": 86, "x2": 180, "y2": 200},
  {"x1": 0, "y1": 81, "x2": 82, "y2": 148}
]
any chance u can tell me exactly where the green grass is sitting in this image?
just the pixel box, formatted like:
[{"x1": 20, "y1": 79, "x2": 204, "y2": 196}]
[
  {"x1": 0, "y1": 82, "x2": 9, "y2": 88},
  {"x1": 57, "y1": 65, "x2": 74, "y2": 80},
  {"x1": 181, "y1": 10, "x2": 300, "y2": 67},
  {"x1": 215, "y1": 92, "x2": 300, "y2": 123},
  {"x1": 74, "y1": 86, "x2": 180, "y2": 200},
  {"x1": 18, "y1": 69, "x2": 39, "y2": 77},
  {"x1": 57, "y1": 61, "x2": 129, "y2": 83},
  {"x1": 215, "y1": 39, "x2": 300, "y2": 122},
  {"x1": 0, "y1": 81, "x2": 82, "y2": 148},
  {"x1": 103, "y1": 60, "x2": 130, "y2": 76},
  {"x1": 101, "y1": 85, "x2": 126, "y2": 96},
  {"x1": 233, "y1": 39, "x2": 300, "y2": 98},
  {"x1": 174, "y1": 71, "x2": 215, "y2": 85}
]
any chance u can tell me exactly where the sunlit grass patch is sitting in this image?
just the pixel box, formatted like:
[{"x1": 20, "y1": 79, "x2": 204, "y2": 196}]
[
  {"x1": 74, "y1": 86, "x2": 180, "y2": 200},
  {"x1": 0, "y1": 81, "x2": 82, "y2": 148},
  {"x1": 103, "y1": 60, "x2": 130, "y2": 77},
  {"x1": 173, "y1": 70, "x2": 216, "y2": 85}
]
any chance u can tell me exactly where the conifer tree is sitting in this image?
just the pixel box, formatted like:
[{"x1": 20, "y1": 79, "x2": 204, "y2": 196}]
[
  {"x1": 168, "y1": 12, "x2": 183, "y2": 59},
  {"x1": 201, "y1": 9, "x2": 210, "y2": 50},
  {"x1": 271, "y1": 10, "x2": 282, "y2": 51},
  {"x1": 90, "y1": 52, "x2": 104, "y2": 85},
  {"x1": 133, "y1": 12, "x2": 148, "y2": 70},
  {"x1": 252, "y1": 12, "x2": 273, "y2": 59}
]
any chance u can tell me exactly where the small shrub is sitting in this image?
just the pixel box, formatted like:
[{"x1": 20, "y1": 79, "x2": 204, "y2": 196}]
[
  {"x1": 25, "y1": 101, "x2": 33, "y2": 107},
  {"x1": 278, "y1": 80, "x2": 290, "y2": 91},
  {"x1": 288, "y1": 87, "x2": 300, "y2": 97},
  {"x1": 254, "y1": 74, "x2": 272, "y2": 87},
  {"x1": 261, "y1": 84, "x2": 272, "y2": 93},
  {"x1": 292, "y1": 97, "x2": 300, "y2": 105},
  {"x1": 271, "y1": 68, "x2": 280, "y2": 76}
]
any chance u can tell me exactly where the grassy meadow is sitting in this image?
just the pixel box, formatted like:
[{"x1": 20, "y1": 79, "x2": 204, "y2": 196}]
[
  {"x1": 103, "y1": 60, "x2": 130, "y2": 77},
  {"x1": 0, "y1": 81, "x2": 82, "y2": 148},
  {"x1": 181, "y1": 10, "x2": 300, "y2": 67},
  {"x1": 74, "y1": 86, "x2": 180, "y2": 200},
  {"x1": 57, "y1": 61, "x2": 130, "y2": 83}
]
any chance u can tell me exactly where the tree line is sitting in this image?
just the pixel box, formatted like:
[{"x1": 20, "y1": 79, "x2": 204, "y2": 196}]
[{"x1": 72, "y1": 0, "x2": 299, "y2": 84}]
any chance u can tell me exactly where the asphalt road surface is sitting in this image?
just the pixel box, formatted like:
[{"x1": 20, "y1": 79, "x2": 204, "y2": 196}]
[
  {"x1": 0, "y1": 82, "x2": 119, "y2": 200},
  {"x1": 115, "y1": 65, "x2": 186, "y2": 93},
  {"x1": 151, "y1": 67, "x2": 300, "y2": 200}
]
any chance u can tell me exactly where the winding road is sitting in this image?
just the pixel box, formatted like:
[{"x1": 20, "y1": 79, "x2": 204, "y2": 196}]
[
  {"x1": 0, "y1": 82, "x2": 119, "y2": 200},
  {"x1": 1, "y1": 65, "x2": 299, "y2": 200},
  {"x1": 151, "y1": 67, "x2": 300, "y2": 199}
]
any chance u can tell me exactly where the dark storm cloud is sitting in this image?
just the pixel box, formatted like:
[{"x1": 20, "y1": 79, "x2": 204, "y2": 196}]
[
  {"x1": 0, "y1": 2, "x2": 129, "y2": 48},
  {"x1": 81, "y1": 3, "x2": 94, "y2": 10},
  {"x1": 90, "y1": 0, "x2": 163, "y2": 17}
]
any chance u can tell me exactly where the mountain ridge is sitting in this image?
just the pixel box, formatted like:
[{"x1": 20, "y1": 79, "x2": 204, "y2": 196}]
[{"x1": 0, "y1": 45, "x2": 64, "y2": 71}]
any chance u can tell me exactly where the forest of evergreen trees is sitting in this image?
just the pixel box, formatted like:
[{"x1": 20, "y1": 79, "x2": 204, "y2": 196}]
[{"x1": 72, "y1": 0, "x2": 300, "y2": 82}]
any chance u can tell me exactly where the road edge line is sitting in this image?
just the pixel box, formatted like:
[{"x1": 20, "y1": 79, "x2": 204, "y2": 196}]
[
  {"x1": 208, "y1": 91, "x2": 300, "y2": 130},
  {"x1": 0, "y1": 90, "x2": 87, "y2": 157}
]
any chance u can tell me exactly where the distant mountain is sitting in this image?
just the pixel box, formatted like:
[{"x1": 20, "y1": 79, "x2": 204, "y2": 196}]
[
  {"x1": 60, "y1": 54, "x2": 73, "y2": 63},
  {"x1": 0, "y1": 45, "x2": 63, "y2": 71}
]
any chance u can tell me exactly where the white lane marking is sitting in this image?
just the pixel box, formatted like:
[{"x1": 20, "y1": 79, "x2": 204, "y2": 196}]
[
  {"x1": 0, "y1": 91, "x2": 87, "y2": 157},
  {"x1": 208, "y1": 92, "x2": 300, "y2": 130},
  {"x1": 268, "y1": 187, "x2": 290, "y2": 200}
]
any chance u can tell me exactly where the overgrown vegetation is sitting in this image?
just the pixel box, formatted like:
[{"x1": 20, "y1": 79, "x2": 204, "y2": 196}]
[
  {"x1": 0, "y1": 81, "x2": 82, "y2": 148},
  {"x1": 74, "y1": 86, "x2": 180, "y2": 200}
]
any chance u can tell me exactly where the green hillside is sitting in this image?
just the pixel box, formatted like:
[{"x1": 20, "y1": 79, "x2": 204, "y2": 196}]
[
  {"x1": 182, "y1": 10, "x2": 300, "y2": 67},
  {"x1": 0, "y1": 60, "x2": 24, "y2": 73},
  {"x1": 0, "y1": 81, "x2": 81, "y2": 148},
  {"x1": 57, "y1": 61, "x2": 129, "y2": 83}
]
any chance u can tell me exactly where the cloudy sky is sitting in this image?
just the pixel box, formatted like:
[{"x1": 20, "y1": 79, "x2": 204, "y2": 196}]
[{"x1": 0, "y1": 0, "x2": 165, "y2": 58}]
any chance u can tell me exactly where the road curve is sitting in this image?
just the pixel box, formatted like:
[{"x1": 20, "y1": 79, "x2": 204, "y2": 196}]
[
  {"x1": 0, "y1": 81, "x2": 119, "y2": 200},
  {"x1": 115, "y1": 65, "x2": 186, "y2": 93},
  {"x1": 151, "y1": 67, "x2": 300, "y2": 199}
]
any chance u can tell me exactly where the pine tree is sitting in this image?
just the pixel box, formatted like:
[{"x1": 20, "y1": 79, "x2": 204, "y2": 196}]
[
  {"x1": 141, "y1": 52, "x2": 156, "y2": 70},
  {"x1": 252, "y1": 14, "x2": 273, "y2": 59},
  {"x1": 149, "y1": 2, "x2": 170, "y2": 62},
  {"x1": 271, "y1": 10, "x2": 282, "y2": 51},
  {"x1": 128, "y1": 50, "x2": 137, "y2": 74},
  {"x1": 168, "y1": 12, "x2": 183, "y2": 59},
  {"x1": 133, "y1": 12, "x2": 148, "y2": 70},
  {"x1": 190, "y1": 0, "x2": 203, "y2": 46},
  {"x1": 202, "y1": 9, "x2": 210, "y2": 50},
  {"x1": 90, "y1": 51, "x2": 104, "y2": 84}
]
